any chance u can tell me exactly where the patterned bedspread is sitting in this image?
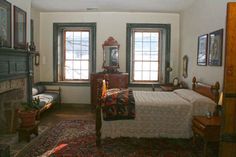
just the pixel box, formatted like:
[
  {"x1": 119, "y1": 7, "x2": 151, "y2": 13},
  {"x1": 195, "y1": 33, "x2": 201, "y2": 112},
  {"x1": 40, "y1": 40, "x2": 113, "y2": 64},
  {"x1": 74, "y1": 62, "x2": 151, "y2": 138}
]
[{"x1": 101, "y1": 89, "x2": 135, "y2": 121}]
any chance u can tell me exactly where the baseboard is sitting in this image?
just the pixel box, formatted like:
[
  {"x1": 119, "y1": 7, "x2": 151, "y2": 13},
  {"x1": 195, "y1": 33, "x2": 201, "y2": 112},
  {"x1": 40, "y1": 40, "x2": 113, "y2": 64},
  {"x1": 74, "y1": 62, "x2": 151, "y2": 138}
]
[{"x1": 60, "y1": 103, "x2": 91, "y2": 109}]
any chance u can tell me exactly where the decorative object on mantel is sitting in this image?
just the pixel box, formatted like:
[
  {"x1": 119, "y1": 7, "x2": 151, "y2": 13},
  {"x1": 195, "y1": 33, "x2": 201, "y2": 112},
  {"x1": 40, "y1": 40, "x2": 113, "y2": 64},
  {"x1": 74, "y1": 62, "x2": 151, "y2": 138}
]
[
  {"x1": 182, "y1": 55, "x2": 188, "y2": 78},
  {"x1": 208, "y1": 29, "x2": 223, "y2": 66},
  {"x1": 29, "y1": 41, "x2": 36, "y2": 51},
  {"x1": 102, "y1": 37, "x2": 120, "y2": 73},
  {"x1": 197, "y1": 34, "x2": 208, "y2": 66},
  {"x1": 0, "y1": 0, "x2": 11, "y2": 48},
  {"x1": 13, "y1": 6, "x2": 27, "y2": 49},
  {"x1": 35, "y1": 53, "x2": 40, "y2": 66}
]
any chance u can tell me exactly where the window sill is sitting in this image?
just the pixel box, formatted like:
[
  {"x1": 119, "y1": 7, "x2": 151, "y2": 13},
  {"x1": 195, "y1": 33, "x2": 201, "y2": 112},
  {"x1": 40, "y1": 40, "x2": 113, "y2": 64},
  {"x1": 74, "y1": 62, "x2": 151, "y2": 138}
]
[{"x1": 39, "y1": 81, "x2": 90, "y2": 86}]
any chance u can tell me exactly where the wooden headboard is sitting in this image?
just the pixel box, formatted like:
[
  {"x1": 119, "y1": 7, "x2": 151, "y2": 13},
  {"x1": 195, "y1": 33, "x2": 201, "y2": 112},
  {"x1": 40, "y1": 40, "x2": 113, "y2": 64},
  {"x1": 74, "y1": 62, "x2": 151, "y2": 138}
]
[{"x1": 192, "y1": 76, "x2": 220, "y2": 103}]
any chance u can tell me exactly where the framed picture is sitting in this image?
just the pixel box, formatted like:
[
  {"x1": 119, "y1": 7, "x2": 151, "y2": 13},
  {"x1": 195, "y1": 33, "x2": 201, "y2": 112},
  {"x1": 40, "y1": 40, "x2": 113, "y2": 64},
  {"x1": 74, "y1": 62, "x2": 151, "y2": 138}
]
[
  {"x1": 197, "y1": 34, "x2": 208, "y2": 66},
  {"x1": 208, "y1": 29, "x2": 223, "y2": 66},
  {"x1": 14, "y1": 6, "x2": 26, "y2": 49},
  {"x1": 0, "y1": 0, "x2": 11, "y2": 48}
]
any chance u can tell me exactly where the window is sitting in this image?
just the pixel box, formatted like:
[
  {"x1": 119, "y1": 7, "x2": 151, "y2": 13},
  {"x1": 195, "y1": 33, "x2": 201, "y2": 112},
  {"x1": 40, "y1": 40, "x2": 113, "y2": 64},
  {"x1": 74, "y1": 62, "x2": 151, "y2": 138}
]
[
  {"x1": 132, "y1": 31, "x2": 160, "y2": 82},
  {"x1": 53, "y1": 23, "x2": 96, "y2": 84},
  {"x1": 126, "y1": 24, "x2": 170, "y2": 85},
  {"x1": 64, "y1": 30, "x2": 89, "y2": 80}
]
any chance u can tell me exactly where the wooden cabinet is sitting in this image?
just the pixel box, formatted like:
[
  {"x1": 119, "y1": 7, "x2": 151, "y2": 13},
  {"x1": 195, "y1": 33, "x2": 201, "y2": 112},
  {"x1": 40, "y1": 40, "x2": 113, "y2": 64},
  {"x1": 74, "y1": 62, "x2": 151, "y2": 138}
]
[
  {"x1": 192, "y1": 116, "x2": 221, "y2": 157},
  {"x1": 90, "y1": 73, "x2": 128, "y2": 107},
  {"x1": 220, "y1": 3, "x2": 236, "y2": 157}
]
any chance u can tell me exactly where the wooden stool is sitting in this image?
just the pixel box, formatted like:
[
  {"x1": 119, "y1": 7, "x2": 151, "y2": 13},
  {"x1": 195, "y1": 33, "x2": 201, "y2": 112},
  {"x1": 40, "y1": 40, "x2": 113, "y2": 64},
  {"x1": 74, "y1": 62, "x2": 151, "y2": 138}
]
[{"x1": 18, "y1": 121, "x2": 40, "y2": 142}]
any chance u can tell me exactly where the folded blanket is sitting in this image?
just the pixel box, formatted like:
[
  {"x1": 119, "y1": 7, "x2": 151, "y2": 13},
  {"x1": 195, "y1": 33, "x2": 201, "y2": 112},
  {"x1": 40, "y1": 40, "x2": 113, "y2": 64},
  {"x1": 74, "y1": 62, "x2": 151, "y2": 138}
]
[{"x1": 101, "y1": 89, "x2": 135, "y2": 121}]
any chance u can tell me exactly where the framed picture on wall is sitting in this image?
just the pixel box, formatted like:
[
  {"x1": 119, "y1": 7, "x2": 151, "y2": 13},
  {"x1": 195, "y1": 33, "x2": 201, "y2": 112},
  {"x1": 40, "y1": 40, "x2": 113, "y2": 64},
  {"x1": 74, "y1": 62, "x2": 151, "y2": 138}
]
[
  {"x1": 208, "y1": 29, "x2": 223, "y2": 66},
  {"x1": 0, "y1": 0, "x2": 11, "y2": 48},
  {"x1": 197, "y1": 34, "x2": 208, "y2": 66},
  {"x1": 14, "y1": 6, "x2": 27, "y2": 49}
]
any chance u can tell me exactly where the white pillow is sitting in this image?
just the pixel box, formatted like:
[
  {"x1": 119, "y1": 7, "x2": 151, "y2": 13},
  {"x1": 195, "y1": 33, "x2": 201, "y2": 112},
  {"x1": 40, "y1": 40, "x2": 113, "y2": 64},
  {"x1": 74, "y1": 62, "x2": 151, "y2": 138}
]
[{"x1": 174, "y1": 89, "x2": 216, "y2": 115}]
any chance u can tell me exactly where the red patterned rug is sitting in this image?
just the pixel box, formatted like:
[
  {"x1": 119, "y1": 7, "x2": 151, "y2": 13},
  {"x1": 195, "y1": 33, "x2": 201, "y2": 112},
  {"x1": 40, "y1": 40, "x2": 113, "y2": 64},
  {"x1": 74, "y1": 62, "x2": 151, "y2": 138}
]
[{"x1": 17, "y1": 120, "x2": 218, "y2": 157}]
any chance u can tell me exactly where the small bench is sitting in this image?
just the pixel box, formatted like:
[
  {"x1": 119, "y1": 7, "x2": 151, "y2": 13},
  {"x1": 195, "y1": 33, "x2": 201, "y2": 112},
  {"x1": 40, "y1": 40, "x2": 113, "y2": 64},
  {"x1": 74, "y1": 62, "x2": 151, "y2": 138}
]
[{"x1": 32, "y1": 85, "x2": 61, "y2": 119}]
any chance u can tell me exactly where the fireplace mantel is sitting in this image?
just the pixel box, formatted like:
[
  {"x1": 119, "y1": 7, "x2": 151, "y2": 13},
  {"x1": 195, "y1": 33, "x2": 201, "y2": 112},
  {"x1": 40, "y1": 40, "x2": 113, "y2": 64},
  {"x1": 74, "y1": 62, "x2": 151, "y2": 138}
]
[{"x1": 0, "y1": 48, "x2": 33, "y2": 102}]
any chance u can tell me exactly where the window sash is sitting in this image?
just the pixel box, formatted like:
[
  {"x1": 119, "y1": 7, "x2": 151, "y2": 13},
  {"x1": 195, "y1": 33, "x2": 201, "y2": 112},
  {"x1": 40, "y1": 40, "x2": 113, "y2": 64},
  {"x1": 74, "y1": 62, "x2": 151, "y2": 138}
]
[
  {"x1": 63, "y1": 30, "x2": 90, "y2": 81},
  {"x1": 131, "y1": 30, "x2": 161, "y2": 82}
]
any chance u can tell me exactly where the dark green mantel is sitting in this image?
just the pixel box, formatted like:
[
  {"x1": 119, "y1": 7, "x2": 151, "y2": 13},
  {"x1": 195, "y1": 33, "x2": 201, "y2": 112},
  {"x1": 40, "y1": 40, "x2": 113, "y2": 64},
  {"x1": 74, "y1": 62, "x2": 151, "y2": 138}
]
[{"x1": 0, "y1": 47, "x2": 34, "y2": 103}]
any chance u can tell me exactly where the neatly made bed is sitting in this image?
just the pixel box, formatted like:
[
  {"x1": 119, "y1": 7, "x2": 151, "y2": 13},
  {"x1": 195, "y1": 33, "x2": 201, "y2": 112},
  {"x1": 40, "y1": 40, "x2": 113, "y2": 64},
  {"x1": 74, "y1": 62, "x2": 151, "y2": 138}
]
[{"x1": 96, "y1": 77, "x2": 220, "y2": 146}]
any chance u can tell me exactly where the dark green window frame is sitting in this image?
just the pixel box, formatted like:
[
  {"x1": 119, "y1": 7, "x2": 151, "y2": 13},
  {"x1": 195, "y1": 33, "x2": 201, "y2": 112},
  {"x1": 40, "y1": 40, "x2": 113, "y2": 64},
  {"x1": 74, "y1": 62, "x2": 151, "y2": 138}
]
[
  {"x1": 126, "y1": 23, "x2": 171, "y2": 87},
  {"x1": 53, "y1": 23, "x2": 96, "y2": 85}
]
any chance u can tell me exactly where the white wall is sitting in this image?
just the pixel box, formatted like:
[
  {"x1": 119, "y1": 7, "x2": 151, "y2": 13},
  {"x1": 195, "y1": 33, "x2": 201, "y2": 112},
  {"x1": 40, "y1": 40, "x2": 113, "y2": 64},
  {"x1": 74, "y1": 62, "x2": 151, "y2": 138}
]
[
  {"x1": 180, "y1": 0, "x2": 236, "y2": 89},
  {"x1": 39, "y1": 12, "x2": 180, "y2": 104},
  {"x1": 8, "y1": 0, "x2": 31, "y2": 46},
  {"x1": 31, "y1": 8, "x2": 40, "y2": 83}
]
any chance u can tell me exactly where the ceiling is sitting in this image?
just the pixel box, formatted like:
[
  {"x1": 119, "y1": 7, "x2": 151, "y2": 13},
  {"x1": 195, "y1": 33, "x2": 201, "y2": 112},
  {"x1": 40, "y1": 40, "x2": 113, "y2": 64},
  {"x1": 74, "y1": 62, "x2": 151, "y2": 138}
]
[{"x1": 31, "y1": 0, "x2": 196, "y2": 13}]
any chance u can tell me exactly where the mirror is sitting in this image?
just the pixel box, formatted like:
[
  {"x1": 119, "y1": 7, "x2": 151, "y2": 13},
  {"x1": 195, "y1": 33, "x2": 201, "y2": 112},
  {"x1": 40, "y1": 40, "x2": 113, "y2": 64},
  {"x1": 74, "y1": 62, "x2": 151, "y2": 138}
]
[{"x1": 102, "y1": 37, "x2": 120, "y2": 72}]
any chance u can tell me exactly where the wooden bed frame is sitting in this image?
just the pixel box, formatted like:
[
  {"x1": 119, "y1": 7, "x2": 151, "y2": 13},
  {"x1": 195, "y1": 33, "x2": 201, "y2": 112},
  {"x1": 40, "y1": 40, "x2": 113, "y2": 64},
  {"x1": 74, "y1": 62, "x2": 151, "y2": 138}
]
[{"x1": 96, "y1": 76, "x2": 220, "y2": 146}]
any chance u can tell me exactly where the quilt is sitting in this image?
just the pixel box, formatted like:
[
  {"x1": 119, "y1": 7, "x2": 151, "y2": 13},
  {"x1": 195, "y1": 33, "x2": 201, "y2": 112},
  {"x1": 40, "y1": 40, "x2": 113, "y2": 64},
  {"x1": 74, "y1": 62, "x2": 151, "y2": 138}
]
[{"x1": 101, "y1": 89, "x2": 135, "y2": 121}]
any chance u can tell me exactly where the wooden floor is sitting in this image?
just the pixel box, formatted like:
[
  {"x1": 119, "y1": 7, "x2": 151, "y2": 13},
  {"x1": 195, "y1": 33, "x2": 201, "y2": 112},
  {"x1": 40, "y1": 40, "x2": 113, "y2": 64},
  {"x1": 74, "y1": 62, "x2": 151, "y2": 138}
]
[{"x1": 0, "y1": 105, "x2": 95, "y2": 157}]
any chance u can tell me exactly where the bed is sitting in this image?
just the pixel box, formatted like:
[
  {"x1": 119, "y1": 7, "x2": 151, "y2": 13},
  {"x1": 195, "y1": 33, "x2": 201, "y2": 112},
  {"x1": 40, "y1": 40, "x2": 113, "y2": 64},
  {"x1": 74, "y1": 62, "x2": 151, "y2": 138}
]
[{"x1": 95, "y1": 77, "x2": 220, "y2": 146}]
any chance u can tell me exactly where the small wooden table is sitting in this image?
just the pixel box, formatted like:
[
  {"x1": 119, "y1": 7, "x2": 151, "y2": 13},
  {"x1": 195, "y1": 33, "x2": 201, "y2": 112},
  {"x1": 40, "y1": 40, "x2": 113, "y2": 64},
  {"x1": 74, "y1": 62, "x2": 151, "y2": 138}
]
[
  {"x1": 192, "y1": 116, "x2": 220, "y2": 157},
  {"x1": 18, "y1": 121, "x2": 40, "y2": 142}
]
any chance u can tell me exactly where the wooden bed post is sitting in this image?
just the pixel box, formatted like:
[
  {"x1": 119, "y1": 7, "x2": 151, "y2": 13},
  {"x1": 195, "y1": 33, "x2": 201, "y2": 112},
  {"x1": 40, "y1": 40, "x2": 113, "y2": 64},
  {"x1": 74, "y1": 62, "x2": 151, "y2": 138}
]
[
  {"x1": 96, "y1": 79, "x2": 103, "y2": 147},
  {"x1": 192, "y1": 76, "x2": 196, "y2": 89},
  {"x1": 96, "y1": 105, "x2": 101, "y2": 146}
]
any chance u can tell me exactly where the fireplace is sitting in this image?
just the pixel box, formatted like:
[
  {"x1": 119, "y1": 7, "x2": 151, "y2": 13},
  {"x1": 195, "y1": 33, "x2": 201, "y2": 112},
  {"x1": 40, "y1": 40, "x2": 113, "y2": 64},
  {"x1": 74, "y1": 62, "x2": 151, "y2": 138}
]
[
  {"x1": 0, "y1": 48, "x2": 33, "y2": 134},
  {"x1": 0, "y1": 79, "x2": 27, "y2": 133}
]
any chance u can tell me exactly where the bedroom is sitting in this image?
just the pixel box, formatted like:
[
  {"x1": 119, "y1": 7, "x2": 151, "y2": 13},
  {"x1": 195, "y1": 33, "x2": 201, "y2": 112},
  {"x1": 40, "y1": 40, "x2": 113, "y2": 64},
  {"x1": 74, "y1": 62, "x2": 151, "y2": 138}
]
[{"x1": 0, "y1": 0, "x2": 235, "y2": 156}]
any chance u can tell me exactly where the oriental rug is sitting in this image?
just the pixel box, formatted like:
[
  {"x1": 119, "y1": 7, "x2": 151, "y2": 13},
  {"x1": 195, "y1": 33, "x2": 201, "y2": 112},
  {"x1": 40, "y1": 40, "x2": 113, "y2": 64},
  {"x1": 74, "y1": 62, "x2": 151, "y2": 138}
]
[{"x1": 16, "y1": 120, "x2": 218, "y2": 157}]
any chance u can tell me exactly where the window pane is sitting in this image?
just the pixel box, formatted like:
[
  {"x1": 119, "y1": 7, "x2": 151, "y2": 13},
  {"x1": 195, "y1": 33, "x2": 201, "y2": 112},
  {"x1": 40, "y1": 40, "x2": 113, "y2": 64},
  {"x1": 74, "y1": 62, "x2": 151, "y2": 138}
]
[
  {"x1": 143, "y1": 41, "x2": 150, "y2": 51},
  {"x1": 65, "y1": 51, "x2": 73, "y2": 59},
  {"x1": 134, "y1": 62, "x2": 142, "y2": 71},
  {"x1": 81, "y1": 51, "x2": 89, "y2": 59},
  {"x1": 66, "y1": 40, "x2": 73, "y2": 50},
  {"x1": 151, "y1": 62, "x2": 158, "y2": 71},
  {"x1": 151, "y1": 33, "x2": 158, "y2": 41},
  {"x1": 135, "y1": 32, "x2": 142, "y2": 41},
  {"x1": 150, "y1": 54, "x2": 158, "y2": 61},
  {"x1": 143, "y1": 62, "x2": 150, "y2": 71},
  {"x1": 81, "y1": 70, "x2": 88, "y2": 79},
  {"x1": 143, "y1": 52, "x2": 150, "y2": 60},
  {"x1": 143, "y1": 71, "x2": 150, "y2": 80},
  {"x1": 151, "y1": 41, "x2": 158, "y2": 51},
  {"x1": 74, "y1": 32, "x2": 81, "y2": 40},
  {"x1": 74, "y1": 42, "x2": 81, "y2": 50},
  {"x1": 82, "y1": 32, "x2": 89, "y2": 40},
  {"x1": 134, "y1": 71, "x2": 142, "y2": 80},
  {"x1": 150, "y1": 71, "x2": 158, "y2": 80},
  {"x1": 73, "y1": 70, "x2": 80, "y2": 79},
  {"x1": 135, "y1": 41, "x2": 142, "y2": 51},
  {"x1": 134, "y1": 51, "x2": 142, "y2": 60},
  {"x1": 143, "y1": 33, "x2": 150, "y2": 41},
  {"x1": 65, "y1": 61, "x2": 73, "y2": 69},
  {"x1": 74, "y1": 51, "x2": 81, "y2": 59},
  {"x1": 66, "y1": 32, "x2": 73, "y2": 40},
  {"x1": 82, "y1": 41, "x2": 89, "y2": 51},
  {"x1": 74, "y1": 61, "x2": 81, "y2": 69},
  {"x1": 81, "y1": 61, "x2": 89, "y2": 70},
  {"x1": 65, "y1": 69, "x2": 73, "y2": 79}
]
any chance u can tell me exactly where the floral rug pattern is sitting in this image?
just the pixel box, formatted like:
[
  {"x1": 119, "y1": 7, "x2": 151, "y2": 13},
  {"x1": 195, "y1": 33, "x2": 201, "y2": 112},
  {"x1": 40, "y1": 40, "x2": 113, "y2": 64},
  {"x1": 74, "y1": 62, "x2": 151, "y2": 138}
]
[{"x1": 17, "y1": 120, "x2": 218, "y2": 157}]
